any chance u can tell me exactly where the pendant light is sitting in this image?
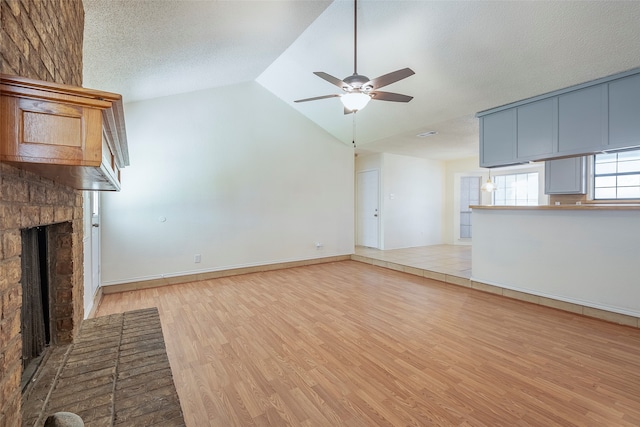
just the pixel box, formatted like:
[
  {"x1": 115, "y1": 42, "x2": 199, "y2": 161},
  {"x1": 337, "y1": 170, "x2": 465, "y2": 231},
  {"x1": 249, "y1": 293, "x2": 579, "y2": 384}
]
[{"x1": 481, "y1": 172, "x2": 497, "y2": 192}]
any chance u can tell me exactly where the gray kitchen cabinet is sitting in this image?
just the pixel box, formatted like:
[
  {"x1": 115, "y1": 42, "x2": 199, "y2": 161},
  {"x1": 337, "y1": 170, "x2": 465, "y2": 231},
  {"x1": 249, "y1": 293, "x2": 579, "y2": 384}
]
[
  {"x1": 557, "y1": 85, "x2": 607, "y2": 156},
  {"x1": 516, "y1": 97, "x2": 557, "y2": 160},
  {"x1": 477, "y1": 68, "x2": 640, "y2": 168},
  {"x1": 545, "y1": 157, "x2": 586, "y2": 195},
  {"x1": 608, "y1": 73, "x2": 640, "y2": 150},
  {"x1": 480, "y1": 109, "x2": 517, "y2": 167}
]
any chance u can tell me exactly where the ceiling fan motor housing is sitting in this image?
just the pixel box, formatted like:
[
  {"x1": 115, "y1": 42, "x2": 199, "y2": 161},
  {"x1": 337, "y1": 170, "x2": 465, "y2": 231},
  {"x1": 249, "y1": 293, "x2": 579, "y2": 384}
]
[{"x1": 343, "y1": 74, "x2": 372, "y2": 92}]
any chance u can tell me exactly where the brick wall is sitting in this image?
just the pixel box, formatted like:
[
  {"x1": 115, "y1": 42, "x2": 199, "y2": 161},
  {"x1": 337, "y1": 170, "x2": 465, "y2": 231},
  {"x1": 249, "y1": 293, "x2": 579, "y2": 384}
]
[
  {"x1": 0, "y1": 1, "x2": 85, "y2": 426},
  {"x1": 1, "y1": 0, "x2": 83, "y2": 86}
]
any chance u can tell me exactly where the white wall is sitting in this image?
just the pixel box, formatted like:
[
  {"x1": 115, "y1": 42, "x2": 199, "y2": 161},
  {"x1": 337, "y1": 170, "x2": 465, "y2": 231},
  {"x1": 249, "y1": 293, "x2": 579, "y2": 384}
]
[
  {"x1": 100, "y1": 82, "x2": 354, "y2": 285},
  {"x1": 473, "y1": 208, "x2": 640, "y2": 317},
  {"x1": 355, "y1": 152, "x2": 444, "y2": 250},
  {"x1": 355, "y1": 153, "x2": 382, "y2": 172}
]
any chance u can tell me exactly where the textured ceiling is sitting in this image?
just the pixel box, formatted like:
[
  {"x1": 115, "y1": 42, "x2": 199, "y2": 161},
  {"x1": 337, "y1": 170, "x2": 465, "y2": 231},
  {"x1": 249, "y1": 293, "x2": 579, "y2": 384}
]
[
  {"x1": 84, "y1": 0, "x2": 640, "y2": 161},
  {"x1": 83, "y1": 0, "x2": 332, "y2": 101}
]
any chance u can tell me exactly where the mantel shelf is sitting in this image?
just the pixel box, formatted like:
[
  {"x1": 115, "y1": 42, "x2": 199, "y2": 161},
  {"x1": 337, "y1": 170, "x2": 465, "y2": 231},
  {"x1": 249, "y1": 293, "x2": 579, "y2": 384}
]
[{"x1": 0, "y1": 74, "x2": 129, "y2": 191}]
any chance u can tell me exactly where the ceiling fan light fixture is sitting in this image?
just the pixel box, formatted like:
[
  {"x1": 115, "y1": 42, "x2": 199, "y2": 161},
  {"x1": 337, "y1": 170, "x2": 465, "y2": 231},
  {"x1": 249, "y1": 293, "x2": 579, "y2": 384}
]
[{"x1": 341, "y1": 92, "x2": 371, "y2": 111}]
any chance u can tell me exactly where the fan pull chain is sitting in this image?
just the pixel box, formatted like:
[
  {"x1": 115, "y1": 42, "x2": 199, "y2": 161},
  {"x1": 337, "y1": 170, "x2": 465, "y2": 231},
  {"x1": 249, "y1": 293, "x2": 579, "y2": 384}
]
[{"x1": 352, "y1": 113, "x2": 357, "y2": 148}]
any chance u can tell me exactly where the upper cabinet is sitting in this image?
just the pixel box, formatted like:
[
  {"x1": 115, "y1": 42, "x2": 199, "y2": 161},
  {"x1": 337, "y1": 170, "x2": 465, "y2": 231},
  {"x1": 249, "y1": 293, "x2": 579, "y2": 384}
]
[
  {"x1": 608, "y1": 73, "x2": 640, "y2": 150},
  {"x1": 516, "y1": 97, "x2": 557, "y2": 160},
  {"x1": 557, "y1": 85, "x2": 607, "y2": 156},
  {"x1": 477, "y1": 68, "x2": 640, "y2": 167},
  {"x1": 480, "y1": 109, "x2": 517, "y2": 167},
  {"x1": 0, "y1": 74, "x2": 129, "y2": 191}
]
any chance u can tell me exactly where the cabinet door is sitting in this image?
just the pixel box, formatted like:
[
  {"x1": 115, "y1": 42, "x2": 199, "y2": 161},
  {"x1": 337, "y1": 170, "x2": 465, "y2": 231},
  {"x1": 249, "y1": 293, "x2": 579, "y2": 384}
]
[
  {"x1": 608, "y1": 73, "x2": 640, "y2": 150},
  {"x1": 517, "y1": 97, "x2": 557, "y2": 160},
  {"x1": 557, "y1": 85, "x2": 607, "y2": 156},
  {"x1": 480, "y1": 109, "x2": 517, "y2": 167},
  {"x1": 545, "y1": 156, "x2": 586, "y2": 195}
]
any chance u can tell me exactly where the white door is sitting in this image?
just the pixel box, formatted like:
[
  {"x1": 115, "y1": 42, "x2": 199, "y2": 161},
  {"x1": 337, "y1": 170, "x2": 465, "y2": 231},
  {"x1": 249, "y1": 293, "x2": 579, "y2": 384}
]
[
  {"x1": 90, "y1": 191, "x2": 101, "y2": 297},
  {"x1": 356, "y1": 170, "x2": 380, "y2": 248}
]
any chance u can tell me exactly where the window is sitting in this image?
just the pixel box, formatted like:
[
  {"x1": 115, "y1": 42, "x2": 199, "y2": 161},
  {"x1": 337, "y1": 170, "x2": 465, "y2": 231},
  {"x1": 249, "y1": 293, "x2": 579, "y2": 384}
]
[
  {"x1": 459, "y1": 176, "x2": 480, "y2": 238},
  {"x1": 594, "y1": 149, "x2": 640, "y2": 200},
  {"x1": 493, "y1": 173, "x2": 539, "y2": 206}
]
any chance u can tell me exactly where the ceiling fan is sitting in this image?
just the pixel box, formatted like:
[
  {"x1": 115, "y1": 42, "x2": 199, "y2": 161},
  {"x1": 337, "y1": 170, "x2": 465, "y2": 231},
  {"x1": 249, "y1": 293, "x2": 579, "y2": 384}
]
[{"x1": 294, "y1": 0, "x2": 415, "y2": 114}]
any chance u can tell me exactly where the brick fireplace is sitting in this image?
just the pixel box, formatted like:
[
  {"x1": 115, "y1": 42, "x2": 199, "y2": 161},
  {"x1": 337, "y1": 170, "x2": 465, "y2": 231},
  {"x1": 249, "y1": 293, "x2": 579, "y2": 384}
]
[{"x1": 1, "y1": 0, "x2": 85, "y2": 425}]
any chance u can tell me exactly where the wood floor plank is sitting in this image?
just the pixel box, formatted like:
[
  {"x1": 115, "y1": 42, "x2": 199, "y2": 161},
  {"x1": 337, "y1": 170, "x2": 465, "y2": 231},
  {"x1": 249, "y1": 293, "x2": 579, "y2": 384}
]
[{"x1": 95, "y1": 261, "x2": 640, "y2": 426}]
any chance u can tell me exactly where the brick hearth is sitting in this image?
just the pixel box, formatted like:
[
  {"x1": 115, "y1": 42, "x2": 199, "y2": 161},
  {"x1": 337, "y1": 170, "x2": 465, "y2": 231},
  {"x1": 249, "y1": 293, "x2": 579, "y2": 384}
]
[{"x1": 22, "y1": 308, "x2": 185, "y2": 427}]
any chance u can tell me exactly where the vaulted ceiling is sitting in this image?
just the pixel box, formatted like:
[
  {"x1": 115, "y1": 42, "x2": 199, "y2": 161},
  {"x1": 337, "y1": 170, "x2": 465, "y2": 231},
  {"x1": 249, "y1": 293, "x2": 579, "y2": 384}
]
[{"x1": 83, "y1": 0, "x2": 640, "y2": 161}]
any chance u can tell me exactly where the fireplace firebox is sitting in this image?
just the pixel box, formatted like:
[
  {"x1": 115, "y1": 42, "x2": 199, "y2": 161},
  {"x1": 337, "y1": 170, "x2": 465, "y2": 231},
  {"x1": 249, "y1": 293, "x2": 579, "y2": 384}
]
[{"x1": 20, "y1": 221, "x2": 75, "y2": 390}]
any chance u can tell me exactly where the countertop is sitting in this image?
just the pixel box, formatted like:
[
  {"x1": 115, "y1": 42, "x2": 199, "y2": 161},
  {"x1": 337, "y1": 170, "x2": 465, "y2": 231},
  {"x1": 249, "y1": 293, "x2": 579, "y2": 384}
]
[{"x1": 470, "y1": 204, "x2": 640, "y2": 211}]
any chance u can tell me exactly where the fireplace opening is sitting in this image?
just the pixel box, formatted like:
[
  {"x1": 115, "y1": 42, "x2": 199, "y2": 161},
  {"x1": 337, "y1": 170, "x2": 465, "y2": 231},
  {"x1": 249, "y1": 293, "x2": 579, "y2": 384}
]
[{"x1": 20, "y1": 226, "x2": 52, "y2": 390}]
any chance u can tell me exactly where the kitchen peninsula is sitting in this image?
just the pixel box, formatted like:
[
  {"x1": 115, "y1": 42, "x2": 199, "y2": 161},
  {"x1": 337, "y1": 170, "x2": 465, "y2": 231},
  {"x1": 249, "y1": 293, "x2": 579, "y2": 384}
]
[{"x1": 471, "y1": 204, "x2": 640, "y2": 324}]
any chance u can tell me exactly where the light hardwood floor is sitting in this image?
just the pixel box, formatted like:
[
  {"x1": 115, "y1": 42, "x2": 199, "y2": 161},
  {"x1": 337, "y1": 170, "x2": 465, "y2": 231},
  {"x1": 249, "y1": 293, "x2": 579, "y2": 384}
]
[{"x1": 95, "y1": 261, "x2": 640, "y2": 426}]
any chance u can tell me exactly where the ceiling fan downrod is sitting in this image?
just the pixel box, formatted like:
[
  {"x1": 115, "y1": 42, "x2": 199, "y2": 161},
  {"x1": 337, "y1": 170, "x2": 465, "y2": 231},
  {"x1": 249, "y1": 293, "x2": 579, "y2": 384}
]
[{"x1": 353, "y1": 0, "x2": 358, "y2": 76}]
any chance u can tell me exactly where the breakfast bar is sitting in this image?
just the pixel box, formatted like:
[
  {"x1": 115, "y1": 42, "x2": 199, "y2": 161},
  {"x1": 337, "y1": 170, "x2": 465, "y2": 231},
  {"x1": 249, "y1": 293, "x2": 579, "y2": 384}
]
[{"x1": 471, "y1": 204, "x2": 640, "y2": 319}]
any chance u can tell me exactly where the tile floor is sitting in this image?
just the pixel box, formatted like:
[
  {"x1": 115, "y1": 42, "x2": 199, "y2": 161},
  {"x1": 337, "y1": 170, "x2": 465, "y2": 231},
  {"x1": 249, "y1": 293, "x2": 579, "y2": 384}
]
[{"x1": 354, "y1": 244, "x2": 472, "y2": 279}]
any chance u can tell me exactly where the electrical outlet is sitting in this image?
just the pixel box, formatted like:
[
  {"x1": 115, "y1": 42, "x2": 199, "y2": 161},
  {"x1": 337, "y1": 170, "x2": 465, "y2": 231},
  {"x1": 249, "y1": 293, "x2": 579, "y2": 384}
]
[{"x1": 194, "y1": 254, "x2": 201, "y2": 263}]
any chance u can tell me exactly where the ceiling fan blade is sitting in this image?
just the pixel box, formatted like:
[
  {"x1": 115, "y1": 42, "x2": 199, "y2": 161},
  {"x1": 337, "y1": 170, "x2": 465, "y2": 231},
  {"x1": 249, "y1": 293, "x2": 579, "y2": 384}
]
[
  {"x1": 370, "y1": 91, "x2": 413, "y2": 102},
  {"x1": 366, "y1": 68, "x2": 415, "y2": 89},
  {"x1": 314, "y1": 72, "x2": 348, "y2": 89},
  {"x1": 294, "y1": 94, "x2": 341, "y2": 103}
]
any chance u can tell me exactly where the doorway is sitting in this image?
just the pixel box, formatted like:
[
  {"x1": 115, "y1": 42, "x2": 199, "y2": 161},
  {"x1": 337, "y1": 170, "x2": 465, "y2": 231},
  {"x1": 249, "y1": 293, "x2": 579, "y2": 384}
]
[
  {"x1": 356, "y1": 169, "x2": 380, "y2": 248},
  {"x1": 83, "y1": 191, "x2": 101, "y2": 316},
  {"x1": 90, "y1": 192, "x2": 101, "y2": 299}
]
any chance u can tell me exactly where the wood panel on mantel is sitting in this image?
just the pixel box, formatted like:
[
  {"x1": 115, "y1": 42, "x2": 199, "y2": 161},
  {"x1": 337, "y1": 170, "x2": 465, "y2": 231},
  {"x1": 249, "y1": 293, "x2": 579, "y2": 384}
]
[{"x1": 95, "y1": 261, "x2": 640, "y2": 426}]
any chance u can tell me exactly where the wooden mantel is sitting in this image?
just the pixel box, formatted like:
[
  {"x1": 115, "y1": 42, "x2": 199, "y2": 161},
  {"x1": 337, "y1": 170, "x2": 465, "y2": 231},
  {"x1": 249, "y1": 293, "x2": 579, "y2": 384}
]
[{"x1": 0, "y1": 74, "x2": 129, "y2": 191}]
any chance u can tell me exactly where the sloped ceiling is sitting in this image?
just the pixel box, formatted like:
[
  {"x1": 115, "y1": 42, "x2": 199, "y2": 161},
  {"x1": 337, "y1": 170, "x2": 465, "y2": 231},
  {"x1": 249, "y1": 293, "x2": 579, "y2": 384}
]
[{"x1": 83, "y1": 0, "x2": 640, "y2": 161}]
